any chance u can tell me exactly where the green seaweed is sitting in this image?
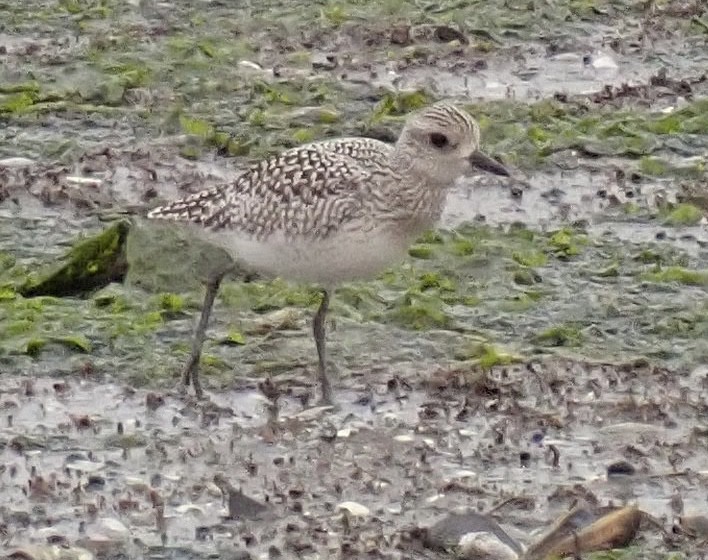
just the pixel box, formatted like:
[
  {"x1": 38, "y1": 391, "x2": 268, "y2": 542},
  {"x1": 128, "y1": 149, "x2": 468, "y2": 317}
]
[
  {"x1": 546, "y1": 228, "x2": 586, "y2": 259},
  {"x1": 372, "y1": 90, "x2": 431, "y2": 122},
  {"x1": 387, "y1": 292, "x2": 452, "y2": 330},
  {"x1": 0, "y1": 286, "x2": 16, "y2": 301},
  {"x1": 512, "y1": 250, "x2": 547, "y2": 268},
  {"x1": 662, "y1": 203, "x2": 704, "y2": 226},
  {"x1": 25, "y1": 338, "x2": 47, "y2": 358},
  {"x1": 51, "y1": 334, "x2": 92, "y2": 353},
  {"x1": 534, "y1": 325, "x2": 583, "y2": 347},
  {"x1": 220, "y1": 330, "x2": 246, "y2": 346},
  {"x1": 0, "y1": 91, "x2": 37, "y2": 114},
  {"x1": 642, "y1": 267, "x2": 708, "y2": 286},
  {"x1": 408, "y1": 245, "x2": 435, "y2": 259},
  {"x1": 20, "y1": 220, "x2": 130, "y2": 298},
  {"x1": 463, "y1": 343, "x2": 522, "y2": 368},
  {"x1": 513, "y1": 269, "x2": 540, "y2": 285}
]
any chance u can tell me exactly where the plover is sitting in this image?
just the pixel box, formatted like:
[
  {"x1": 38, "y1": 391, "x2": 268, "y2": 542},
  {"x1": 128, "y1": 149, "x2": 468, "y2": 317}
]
[{"x1": 147, "y1": 101, "x2": 509, "y2": 402}]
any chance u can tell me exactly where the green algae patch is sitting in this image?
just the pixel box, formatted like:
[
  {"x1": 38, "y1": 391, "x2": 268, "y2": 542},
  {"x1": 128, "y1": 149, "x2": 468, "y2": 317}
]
[
  {"x1": 372, "y1": 90, "x2": 431, "y2": 122},
  {"x1": 51, "y1": 334, "x2": 92, "y2": 353},
  {"x1": 20, "y1": 220, "x2": 130, "y2": 298},
  {"x1": 220, "y1": 330, "x2": 246, "y2": 346},
  {"x1": 408, "y1": 244, "x2": 436, "y2": 259},
  {"x1": 642, "y1": 267, "x2": 708, "y2": 286},
  {"x1": 461, "y1": 342, "x2": 522, "y2": 368},
  {"x1": 546, "y1": 228, "x2": 587, "y2": 259},
  {"x1": 386, "y1": 291, "x2": 453, "y2": 330},
  {"x1": 662, "y1": 203, "x2": 704, "y2": 226},
  {"x1": 24, "y1": 334, "x2": 90, "y2": 357},
  {"x1": 513, "y1": 268, "x2": 541, "y2": 285},
  {"x1": 512, "y1": 249, "x2": 547, "y2": 268},
  {"x1": 0, "y1": 286, "x2": 16, "y2": 301},
  {"x1": 534, "y1": 325, "x2": 584, "y2": 347},
  {"x1": 25, "y1": 338, "x2": 47, "y2": 358}
]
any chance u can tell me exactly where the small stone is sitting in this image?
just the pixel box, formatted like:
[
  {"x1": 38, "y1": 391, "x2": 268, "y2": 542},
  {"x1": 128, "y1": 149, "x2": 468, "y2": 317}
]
[
  {"x1": 423, "y1": 512, "x2": 522, "y2": 559},
  {"x1": 238, "y1": 60, "x2": 263, "y2": 71},
  {"x1": 65, "y1": 176, "x2": 102, "y2": 187},
  {"x1": 312, "y1": 53, "x2": 337, "y2": 70},
  {"x1": 677, "y1": 515, "x2": 708, "y2": 538},
  {"x1": 337, "y1": 501, "x2": 370, "y2": 517},
  {"x1": 0, "y1": 157, "x2": 35, "y2": 168},
  {"x1": 607, "y1": 461, "x2": 636, "y2": 477},
  {"x1": 96, "y1": 518, "x2": 130, "y2": 540}
]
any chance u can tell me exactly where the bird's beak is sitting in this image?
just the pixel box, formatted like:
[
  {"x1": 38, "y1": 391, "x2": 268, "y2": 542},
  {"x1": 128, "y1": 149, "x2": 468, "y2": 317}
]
[{"x1": 468, "y1": 150, "x2": 510, "y2": 177}]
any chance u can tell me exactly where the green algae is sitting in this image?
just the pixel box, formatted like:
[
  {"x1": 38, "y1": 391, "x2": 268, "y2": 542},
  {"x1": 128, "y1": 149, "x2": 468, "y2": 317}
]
[
  {"x1": 662, "y1": 203, "x2": 704, "y2": 226},
  {"x1": 155, "y1": 293, "x2": 187, "y2": 316},
  {"x1": 546, "y1": 228, "x2": 587, "y2": 260},
  {"x1": 408, "y1": 244, "x2": 436, "y2": 259},
  {"x1": 372, "y1": 90, "x2": 431, "y2": 122},
  {"x1": 513, "y1": 268, "x2": 540, "y2": 285},
  {"x1": 512, "y1": 249, "x2": 547, "y2": 268},
  {"x1": 52, "y1": 334, "x2": 92, "y2": 353},
  {"x1": 25, "y1": 338, "x2": 47, "y2": 358},
  {"x1": 534, "y1": 325, "x2": 584, "y2": 347},
  {"x1": 461, "y1": 342, "x2": 522, "y2": 368},
  {"x1": 220, "y1": 330, "x2": 246, "y2": 346},
  {"x1": 20, "y1": 220, "x2": 130, "y2": 298},
  {"x1": 386, "y1": 291, "x2": 453, "y2": 331},
  {"x1": 642, "y1": 266, "x2": 708, "y2": 286}
]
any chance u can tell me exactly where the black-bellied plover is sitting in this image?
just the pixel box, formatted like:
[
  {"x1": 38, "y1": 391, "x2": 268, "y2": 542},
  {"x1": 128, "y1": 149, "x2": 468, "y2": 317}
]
[{"x1": 148, "y1": 102, "x2": 509, "y2": 403}]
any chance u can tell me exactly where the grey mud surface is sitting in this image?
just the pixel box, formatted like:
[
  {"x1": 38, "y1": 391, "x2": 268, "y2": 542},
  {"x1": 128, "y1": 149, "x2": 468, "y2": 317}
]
[{"x1": 1, "y1": 1, "x2": 707, "y2": 558}]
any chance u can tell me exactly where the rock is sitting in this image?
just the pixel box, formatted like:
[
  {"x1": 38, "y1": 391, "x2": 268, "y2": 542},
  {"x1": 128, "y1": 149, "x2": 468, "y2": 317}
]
[
  {"x1": 213, "y1": 473, "x2": 269, "y2": 520},
  {"x1": 95, "y1": 517, "x2": 130, "y2": 540},
  {"x1": 676, "y1": 515, "x2": 708, "y2": 538},
  {"x1": 19, "y1": 220, "x2": 130, "y2": 297},
  {"x1": 312, "y1": 53, "x2": 337, "y2": 70},
  {"x1": 337, "y1": 501, "x2": 371, "y2": 518},
  {"x1": 126, "y1": 218, "x2": 245, "y2": 293},
  {"x1": 0, "y1": 157, "x2": 35, "y2": 168},
  {"x1": 238, "y1": 60, "x2": 263, "y2": 72},
  {"x1": 6, "y1": 545, "x2": 94, "y2": 560},
  {"x1": 607, "y1": 460, "x2": 636, "y2": 477},
  {"x1": 422, "y1": 512, "x2": 523, "y2": 560}
]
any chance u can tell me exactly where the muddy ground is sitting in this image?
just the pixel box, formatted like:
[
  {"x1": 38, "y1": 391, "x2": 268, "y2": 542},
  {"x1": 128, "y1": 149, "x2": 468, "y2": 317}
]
[{"x1": 1, "y1": 0, "x2": 708, "y2": 558}]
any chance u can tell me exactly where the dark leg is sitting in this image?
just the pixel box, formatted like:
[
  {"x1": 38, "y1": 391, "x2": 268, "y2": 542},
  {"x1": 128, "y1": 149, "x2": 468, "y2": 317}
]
[
  {"x1": 182, "y1": 271, "x2": 226, "y2": 399},
  {"x1": 313, "y1": 289, "x2": 333, "y2": 405}
]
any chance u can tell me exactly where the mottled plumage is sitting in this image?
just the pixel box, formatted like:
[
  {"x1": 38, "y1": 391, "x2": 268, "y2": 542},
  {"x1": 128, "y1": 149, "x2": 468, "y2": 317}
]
[{"x1": 147, "y1": 102, "x2": 509, "y2": 402}]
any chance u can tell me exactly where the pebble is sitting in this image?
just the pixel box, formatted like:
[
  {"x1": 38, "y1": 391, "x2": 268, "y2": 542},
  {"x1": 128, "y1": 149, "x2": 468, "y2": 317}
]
[
  {"x1": 337, "y1": 501, "x2": 370, "y2": 517},
  {"x1": 65, "y1": 176, "x2": 102, "y2": 187},
  {"x1": 95, "y1": 517, "x2": 130, "y2": 540},
  {"x1": 0, "y1": 157, "x2": 35, "y2": 168},
  {"x1": 423, "y1": 512, "x2": 523, "y2": 560},
  {"x1": 6, "y1": 545, "x2": 94, "y2": 560}
]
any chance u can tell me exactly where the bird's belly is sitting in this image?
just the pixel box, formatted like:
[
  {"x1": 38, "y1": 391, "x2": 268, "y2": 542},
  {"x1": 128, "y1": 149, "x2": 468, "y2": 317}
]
[{"x1": 210, "y1": 228, "x2": 415, "y2": 285}]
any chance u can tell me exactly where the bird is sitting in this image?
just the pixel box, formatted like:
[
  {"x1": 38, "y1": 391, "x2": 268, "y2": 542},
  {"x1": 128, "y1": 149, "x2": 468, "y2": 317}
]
[{"x1": 146, "y1": 101, "x2": 509, "y2": 404}]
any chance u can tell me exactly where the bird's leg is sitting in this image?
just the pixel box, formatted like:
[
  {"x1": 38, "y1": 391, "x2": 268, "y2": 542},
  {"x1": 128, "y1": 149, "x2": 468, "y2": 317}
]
[
  {"x1": 313, "y1": 289, "x2": 333, "y2": 405},
  {"x1": 181, "y1": 270, "x2": 226, "y2": 399}
]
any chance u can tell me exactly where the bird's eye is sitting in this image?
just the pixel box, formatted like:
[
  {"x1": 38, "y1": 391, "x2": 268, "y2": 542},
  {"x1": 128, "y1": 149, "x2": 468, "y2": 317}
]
[{"x1": 429, "y1": 132, "x2": 449, "y2": 149}]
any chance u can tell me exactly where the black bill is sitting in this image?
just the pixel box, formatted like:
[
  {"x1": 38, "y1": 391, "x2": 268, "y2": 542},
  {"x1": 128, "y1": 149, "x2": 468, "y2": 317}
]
[{"x1": 469, "y1": 150, "x2": 510, "y2": 177}]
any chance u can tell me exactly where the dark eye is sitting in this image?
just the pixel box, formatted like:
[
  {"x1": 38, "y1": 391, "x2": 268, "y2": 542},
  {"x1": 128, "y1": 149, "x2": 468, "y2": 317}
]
[{"x1": 429, "y1": 132, "x2": 449, "y2": 148}]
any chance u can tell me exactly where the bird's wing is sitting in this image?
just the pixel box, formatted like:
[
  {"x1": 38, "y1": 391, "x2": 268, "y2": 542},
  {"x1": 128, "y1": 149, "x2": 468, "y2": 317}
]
[{"x1": 147, "y1": 139, "x2": 394, "y2": 241}]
